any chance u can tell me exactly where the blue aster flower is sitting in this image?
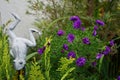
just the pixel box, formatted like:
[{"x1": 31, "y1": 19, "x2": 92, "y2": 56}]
[
  {"x1": 67, "y1": 34, "x2": 75, "y2": 43},
  {"x1": 82, "y1": 37, "x2": 90, "y2": 44},
  {"x1": 76, "y1": 57, "x2": 86, "y2": 67},
  {"x1": 67, "y1": 51, "x2": 76, "y2": 59},
  {"x1": 38, "y1": 46, "x2": 46, "y2": 55},
  {"x1": 63, "y1": 44, "x2": 69, "y2": 50},
  {"x1": 110, "y1": 40, "x2": 114, "y2": 47},
  {"x1": 57, "y1": 30, "x2": 64, "y2": 36},
  {"x1": 70, "y1": 16, "x2": 80, "y2": 22},
  {"x1": 96, "y1": 20, "x2": 105, "y2": 26},
  {"x1": 96, "y1": 53, "x2": 103, "y2": 59},
  {"x1": 94, "y1": 25, "x2": 98, "y2": 30},
  {"x1": 70, "y1": 16, "x2": 82, "y2": 29},
  {"x1": 102, "y1": 46, "x2": 111, "y2": 55},
  {"x1": 73, "y1": 20, "x2": 81, "y2": 29},
  {"x1": 92, "y1": 30, "x2": 97, "y2": 36}
]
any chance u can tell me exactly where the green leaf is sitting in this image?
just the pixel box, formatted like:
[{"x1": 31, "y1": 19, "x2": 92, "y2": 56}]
[
  {"x1": 99, "y1": 55, "x2": 104, "y2": 72},
  {"x1": 26, "y1": 52, "x2": 38, "y2": 61},
  {"x1": 61, "y1": 67, "x2": 75, "y2": 80}
]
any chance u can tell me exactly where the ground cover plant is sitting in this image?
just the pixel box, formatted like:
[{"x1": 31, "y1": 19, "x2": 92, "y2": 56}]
[{"x1": 35, "y1": 16, "x2": 120, "y2": 80}]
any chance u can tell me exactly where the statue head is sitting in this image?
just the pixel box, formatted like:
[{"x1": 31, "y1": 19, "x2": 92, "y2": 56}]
[{"x1": 13, "y1": 58, "x2": 26, "y2": 70}]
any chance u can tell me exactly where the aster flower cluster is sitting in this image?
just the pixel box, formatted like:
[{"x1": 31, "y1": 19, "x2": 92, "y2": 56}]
[
  {"x1": 70, "y1": 16, "x2": 81, "y2": 29},
  {"x1": 94, "y1": 40, "x2": 115, "y2": 67},
  {"x1": 92, "y1": 20, "x2": 105, "y2": 36},
  {"x1": 38, "y1": 15, "x2": 114, "y2": 69},
  {"x1": 96, "y1": 40, "x2": 114, "y2": 59},
  {"x1": 70, "y1": 16, "x2": 86, "y2": 31},
  {"x1": 56, "y1": 16, "x2": 114, "y2": 67}
]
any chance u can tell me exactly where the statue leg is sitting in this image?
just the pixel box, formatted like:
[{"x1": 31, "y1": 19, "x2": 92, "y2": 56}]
[
  {"x1": 7, "y1": 29, "x2": 16, "y2": 41},
  {"x1": 22, "y1": 28, "x2": 42, "y2": 47},
  {"x1": 8, "y1": 13, "x2": 21, "y2": 30},
  {"x1": 5, "y1": 13, "x2": 20, "y2": 40}
]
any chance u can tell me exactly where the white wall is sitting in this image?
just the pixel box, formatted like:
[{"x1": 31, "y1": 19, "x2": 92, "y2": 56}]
[{"x1": 0, "y1": 0, "x2": 36, "y2": 38}]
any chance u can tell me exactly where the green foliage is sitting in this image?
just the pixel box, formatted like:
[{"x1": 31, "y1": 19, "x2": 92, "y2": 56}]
[
  {"x1": 0, "y1": 0, "x2": 120, "y2": 80},
  {"x1": 0, "y1": 27, "x2": 14, "y2": 80},
  {"x1": 61, "y1": 67, "x2": 75, "y2": 80},
  {"x1": 49, "y1": 20, "x2": 104, "y2": 62},
  {"x1": 27, "y1": 1, "x2": 120, "y2": 79},
  {"x1": 28, "y1": 57, "x2": 45, "y2": 80},
  {"x1": 26, "y1": 52, "x2": 38, "y2": 61},
  {"x1": 42, "y1": 36, "x2": 52, "y2": 80},
  {"x1": 57, "y1": 57, "x2": 75, "y2": 74},
  {"x1": 57, "y1": 57, "x2": 75, "y2": 80}
]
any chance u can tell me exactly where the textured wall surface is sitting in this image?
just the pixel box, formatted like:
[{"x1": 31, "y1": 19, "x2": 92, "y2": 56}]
[{"x1": 0, "y1": 0, "x2": 36, "y2": 38}]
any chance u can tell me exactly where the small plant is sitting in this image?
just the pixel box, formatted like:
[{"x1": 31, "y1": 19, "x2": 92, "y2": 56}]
[
  {"x1": 0, "y1": 26, "x2": 14, "y2": 80},
  {"x1": 28, "y1": 57, "x2": 45, "y2": 80},
  {"x1": 36, "y1": 15, "x2": 119, "y2": 79}
]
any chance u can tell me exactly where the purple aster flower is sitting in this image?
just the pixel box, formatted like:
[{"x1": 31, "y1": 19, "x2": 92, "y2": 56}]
[
  {"x1": 94, "y1": 25, "x2": 98, "y2": 30},
  {"x1": 57, "y1": 30, "x2": 64, "y2": 36},
  {"x1": 91, "y1": 61, "x2": 97, "y2": 67},
  {"x1": 70, "y1": 16, "x2": 80, "y2": 22},
  {"x1": 67, "y1": 51, "x2": 76, "y2": 59},
  {"x1": 67, "y1": 34, "x2": 75, "y2": 43},
  {"x1": 80, "y1": 27, "x2": 85, "y2": 31},
  {"x1": 70, "y1": 16, "x2": 82, "y2": 29},
  {"x1": 73, "y1": 20, "x2": 81, "y2": 29},
  {"x1": 117, "y1": 76, "x2": 120, "y2": 80},
  {"x1": 92, "y1": 30, "x2": 97, "y2": 36},
  {"x1": 102, "y1": 46, "x2": 111, "y2": 55},
  {"x1": 38, "y1": 46, "x2": 46, "y2": 55},
  {"x1": 82, "y1": 37, "x2": 90, "y2": 44},
  {"x1": 96, "y1": 20, "x2": 105, "y2": 26},
  {"x1": 96, "y1": 53, "x2": 103, "y2": 59},
  {"x1": 76, "y1": 57, "x2": 86, "y2": 67},
  {"x1": 61, "y1": 49, "x2": 65, "y2": 53},
  {"x1": 110, "y1": 40, "x2": 114, "y2": 47},
  {"x1": 63, "y1": 44, "x2": 68, "y2": 50}
]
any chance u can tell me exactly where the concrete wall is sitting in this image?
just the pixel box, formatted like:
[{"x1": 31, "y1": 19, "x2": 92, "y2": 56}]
[{"x1": 0, "y1": 0, "x2": 36, "y2": 38}]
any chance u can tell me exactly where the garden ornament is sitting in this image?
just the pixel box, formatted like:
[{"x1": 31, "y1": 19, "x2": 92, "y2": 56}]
[{"x1": 4, "y1": 12, "x2": 42, "y2": 70}]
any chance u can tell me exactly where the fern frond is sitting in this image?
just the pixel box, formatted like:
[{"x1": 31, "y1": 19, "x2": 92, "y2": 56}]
[
  {"x1": 28, "y1": 57, "x2": 45, "y2": 80},
  {"x1": 57, "y1": 57, "x2": 75, "y2": 74},
  {"x1": 0, "y1": 27, "x2": 13, "y2": 80},
  {"x1": 61, "y1": 67, "x2": 75, "y2": 80},
  {"x1": 43, "y1": 36, "x2": 52, "y2": 80}
]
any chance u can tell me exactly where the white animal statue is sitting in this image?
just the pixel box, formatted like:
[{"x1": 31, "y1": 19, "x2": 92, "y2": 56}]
[{"x1": 4, "y1": 13, "x2": 42, "y2": 70}]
